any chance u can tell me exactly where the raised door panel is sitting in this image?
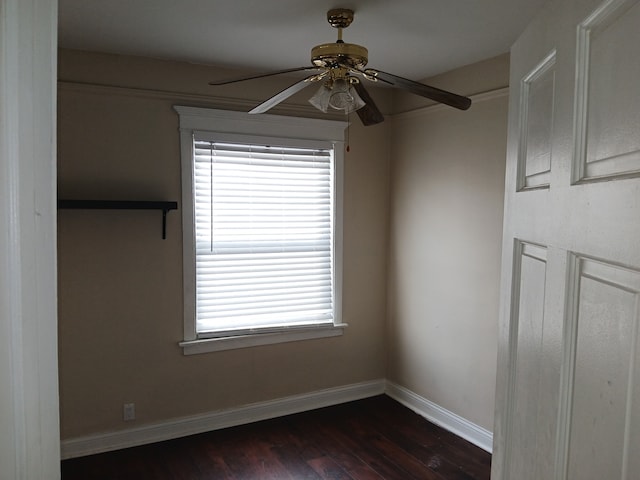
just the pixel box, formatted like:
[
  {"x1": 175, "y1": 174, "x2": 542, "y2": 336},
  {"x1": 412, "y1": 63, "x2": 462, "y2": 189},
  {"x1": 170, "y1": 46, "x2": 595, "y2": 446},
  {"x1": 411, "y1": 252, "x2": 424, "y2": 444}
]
[
  {"x1": 574, "y1": 0, "x2": 640, "y2": 182},
  {"x1": 517, "y1": 52, "x2": 556, "y2": 190},
  {"x1": 505, "y1": 242, "x2": 555, "y2": 479},
  {"x1": 561, "y1": 256, "x2": 640, "y2": 480}
]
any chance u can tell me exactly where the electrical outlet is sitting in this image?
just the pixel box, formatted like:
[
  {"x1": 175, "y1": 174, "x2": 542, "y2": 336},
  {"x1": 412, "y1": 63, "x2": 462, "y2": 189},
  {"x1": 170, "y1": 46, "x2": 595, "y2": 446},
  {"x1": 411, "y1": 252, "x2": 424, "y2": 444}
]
[{"x1": 123, "y1": 403, "x2": 135, "y2": 421}]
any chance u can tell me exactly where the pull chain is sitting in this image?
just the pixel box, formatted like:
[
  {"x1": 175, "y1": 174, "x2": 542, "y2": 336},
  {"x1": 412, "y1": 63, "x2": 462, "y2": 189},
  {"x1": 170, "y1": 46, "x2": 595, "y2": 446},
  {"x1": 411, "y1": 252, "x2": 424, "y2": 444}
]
[
  {"x1": 346, "y1": 115, "x2": 350, "y2": 153},
  {"x1": 209, "y1": 143, "x2": 214, "y2": 252}
]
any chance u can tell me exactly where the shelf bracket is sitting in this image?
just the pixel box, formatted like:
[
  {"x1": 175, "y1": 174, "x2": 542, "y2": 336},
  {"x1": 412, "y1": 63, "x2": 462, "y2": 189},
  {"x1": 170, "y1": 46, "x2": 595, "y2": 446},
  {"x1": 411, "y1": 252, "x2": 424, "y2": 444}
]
[{"x1": 161, "y1": 207, "x2": 170, "y2": 240}]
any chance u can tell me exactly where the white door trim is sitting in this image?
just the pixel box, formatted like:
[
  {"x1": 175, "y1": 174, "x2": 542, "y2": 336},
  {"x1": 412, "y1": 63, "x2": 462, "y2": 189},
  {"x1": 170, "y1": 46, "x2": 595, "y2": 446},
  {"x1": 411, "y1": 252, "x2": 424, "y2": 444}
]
[{"x1": 0, "y1": 0, "x2": 60, "y2": 478}]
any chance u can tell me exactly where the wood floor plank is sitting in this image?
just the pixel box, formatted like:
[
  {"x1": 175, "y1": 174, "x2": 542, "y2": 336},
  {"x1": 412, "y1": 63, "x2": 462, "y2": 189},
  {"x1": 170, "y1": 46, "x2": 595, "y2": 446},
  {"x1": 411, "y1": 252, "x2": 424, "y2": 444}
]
[
  {"x1": 307, "y1": 455, "x2": 355, "y2": 480},
  {"x1": 61, "y1": 395, "x2": 491, "y2": 480}
]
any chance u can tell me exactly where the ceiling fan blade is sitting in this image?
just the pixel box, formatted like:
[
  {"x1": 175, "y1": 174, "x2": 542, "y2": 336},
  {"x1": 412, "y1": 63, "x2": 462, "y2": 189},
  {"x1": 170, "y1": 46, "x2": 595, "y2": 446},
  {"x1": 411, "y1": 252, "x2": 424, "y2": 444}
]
[
  {"x1": 352, "y1": 81, "x2": 385, "y2": 126},
  {"x1": 367, "y1": 68, "x2": 472, "y2": 111},
  {"x1": 209, "y1": 66, "x2": 322, "y2": 86},
  {"x1": 249, "y1": 75, "x2": 321, "y2": 114}
]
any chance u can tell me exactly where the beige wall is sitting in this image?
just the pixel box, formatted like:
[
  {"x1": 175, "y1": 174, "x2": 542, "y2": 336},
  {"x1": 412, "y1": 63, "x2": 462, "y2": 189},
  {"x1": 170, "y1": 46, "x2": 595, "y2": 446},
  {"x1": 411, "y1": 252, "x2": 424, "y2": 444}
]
[
  {"x1": 387, "y1": 54, "x2": 509, "y2": 431},
  {"x1": 391, "y1": 54, "x2": 511, "y2": 114},
  {"x1": 57, "y1": 49, "x2": 390, "y2": 439}
]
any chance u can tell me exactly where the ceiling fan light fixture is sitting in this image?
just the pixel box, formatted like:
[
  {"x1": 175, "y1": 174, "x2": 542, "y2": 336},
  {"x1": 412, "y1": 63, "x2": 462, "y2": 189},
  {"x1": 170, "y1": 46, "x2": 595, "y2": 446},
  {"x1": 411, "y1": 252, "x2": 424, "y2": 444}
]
[{"x1": 309, "y1": 79, "x2": 365, "y2": 114}]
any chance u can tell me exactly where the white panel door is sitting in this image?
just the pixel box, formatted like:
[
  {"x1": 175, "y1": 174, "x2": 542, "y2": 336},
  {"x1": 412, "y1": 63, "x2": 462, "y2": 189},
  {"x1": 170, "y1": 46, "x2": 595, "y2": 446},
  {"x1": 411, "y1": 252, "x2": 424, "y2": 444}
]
[{"x1": 492, "y1": 0, "x2": 640, "y2": 479}]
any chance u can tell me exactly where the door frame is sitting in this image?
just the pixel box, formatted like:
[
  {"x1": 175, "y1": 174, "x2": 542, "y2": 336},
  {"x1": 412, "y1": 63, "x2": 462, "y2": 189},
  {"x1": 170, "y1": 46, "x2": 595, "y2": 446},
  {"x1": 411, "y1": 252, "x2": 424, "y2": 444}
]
[{"x1": 0, "y1": 0, "x2": 60, "y2": 477}]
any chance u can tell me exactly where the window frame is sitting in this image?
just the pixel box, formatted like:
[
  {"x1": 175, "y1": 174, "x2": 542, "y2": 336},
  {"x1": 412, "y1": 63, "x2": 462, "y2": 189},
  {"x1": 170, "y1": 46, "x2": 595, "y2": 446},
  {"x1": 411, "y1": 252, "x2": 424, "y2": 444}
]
[{"x1": 174, "y1": 106, "x2": 346, "y2": 355}]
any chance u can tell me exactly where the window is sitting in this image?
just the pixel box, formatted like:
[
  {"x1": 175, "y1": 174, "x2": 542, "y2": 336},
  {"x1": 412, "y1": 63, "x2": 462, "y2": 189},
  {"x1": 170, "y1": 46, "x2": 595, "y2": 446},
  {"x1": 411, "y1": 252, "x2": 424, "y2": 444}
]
[
  {"x1": 193, "y1": 140, "x2": 334, "y2": 335},
  {"x1": 175, "y1": 107, "x2": 346, "y2": 354}
]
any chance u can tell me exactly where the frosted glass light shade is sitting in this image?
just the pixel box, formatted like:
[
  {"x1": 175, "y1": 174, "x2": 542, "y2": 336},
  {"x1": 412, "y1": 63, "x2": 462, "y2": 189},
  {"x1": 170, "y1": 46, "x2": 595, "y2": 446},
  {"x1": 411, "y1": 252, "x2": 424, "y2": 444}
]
[
  {"x1": 308, "y1": 85, "x2": 331, "y2": 112},
  {"x1": 328, "y1": 79, "x2": 365, "y2": 113}
]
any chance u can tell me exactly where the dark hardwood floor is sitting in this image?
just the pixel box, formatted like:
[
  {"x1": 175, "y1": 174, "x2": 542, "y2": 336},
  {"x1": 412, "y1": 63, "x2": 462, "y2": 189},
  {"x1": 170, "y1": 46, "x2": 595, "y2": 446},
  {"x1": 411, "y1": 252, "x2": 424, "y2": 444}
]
[{"x1": 61, "y1": 395, "x2": 491, "y2": 479}]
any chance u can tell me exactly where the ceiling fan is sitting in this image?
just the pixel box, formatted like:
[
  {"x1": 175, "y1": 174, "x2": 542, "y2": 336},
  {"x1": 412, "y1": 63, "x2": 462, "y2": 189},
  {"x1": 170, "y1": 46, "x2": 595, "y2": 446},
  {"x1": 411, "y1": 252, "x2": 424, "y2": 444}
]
[{"x1": 209, "y1": 8, "x2": 472, "y2": 126}]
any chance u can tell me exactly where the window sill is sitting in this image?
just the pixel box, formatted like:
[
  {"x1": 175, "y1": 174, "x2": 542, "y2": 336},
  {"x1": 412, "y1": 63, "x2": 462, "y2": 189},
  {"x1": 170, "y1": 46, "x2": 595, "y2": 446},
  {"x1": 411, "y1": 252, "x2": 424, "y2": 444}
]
[{"x1": 179, "y1": 323, "x2": 348, "y2": 355}]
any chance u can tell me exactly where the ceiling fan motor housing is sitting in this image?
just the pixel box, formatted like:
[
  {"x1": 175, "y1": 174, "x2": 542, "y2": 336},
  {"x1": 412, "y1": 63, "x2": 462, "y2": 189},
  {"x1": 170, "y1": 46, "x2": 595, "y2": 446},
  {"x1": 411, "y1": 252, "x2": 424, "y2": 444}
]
[{"x1": 311, "y1": 42, "x2": 369, "y2": 69}]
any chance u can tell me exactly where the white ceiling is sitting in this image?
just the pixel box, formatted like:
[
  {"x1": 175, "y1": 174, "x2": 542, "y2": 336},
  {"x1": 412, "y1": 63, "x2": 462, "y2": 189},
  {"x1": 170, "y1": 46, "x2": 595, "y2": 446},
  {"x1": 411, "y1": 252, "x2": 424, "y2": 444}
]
[{"x1": 58, "y1": 0, "x2": 547, "y2": 80}]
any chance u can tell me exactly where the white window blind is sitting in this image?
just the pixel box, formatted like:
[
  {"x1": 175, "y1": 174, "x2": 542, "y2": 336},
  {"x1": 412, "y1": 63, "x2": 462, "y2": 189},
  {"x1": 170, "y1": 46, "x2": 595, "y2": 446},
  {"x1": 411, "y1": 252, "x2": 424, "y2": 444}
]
[{"x1": 193, "y1": 140, "x2": 335, "y2": 336}]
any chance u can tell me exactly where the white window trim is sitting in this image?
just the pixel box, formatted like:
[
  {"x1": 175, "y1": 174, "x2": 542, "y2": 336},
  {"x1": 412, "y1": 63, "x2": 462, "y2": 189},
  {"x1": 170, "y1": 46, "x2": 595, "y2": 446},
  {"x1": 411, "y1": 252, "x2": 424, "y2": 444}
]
[{"x1": 174, "y1": 106, "x2": 347, "y2": 355}]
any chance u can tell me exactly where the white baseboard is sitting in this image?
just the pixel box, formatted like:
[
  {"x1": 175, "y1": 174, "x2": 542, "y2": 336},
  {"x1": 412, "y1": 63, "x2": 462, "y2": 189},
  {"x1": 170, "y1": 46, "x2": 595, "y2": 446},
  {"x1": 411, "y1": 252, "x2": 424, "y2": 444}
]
[
  {"x1": 62, "y1": 379, "x2": 493, "y2": 459},
  {"x1": 385, "y1": 381, "x2": 493, "y2": 453},
  {"x1": 61, "y1": 379, "x2": 386, "y2": 459}
]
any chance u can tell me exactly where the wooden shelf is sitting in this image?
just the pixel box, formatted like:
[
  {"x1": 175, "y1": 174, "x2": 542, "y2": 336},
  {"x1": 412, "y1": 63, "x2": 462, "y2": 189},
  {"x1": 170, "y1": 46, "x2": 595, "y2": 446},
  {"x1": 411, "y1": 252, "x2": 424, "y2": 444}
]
[{"x1": 57, "y1": 200, "x2": 178, "y2": 239}]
